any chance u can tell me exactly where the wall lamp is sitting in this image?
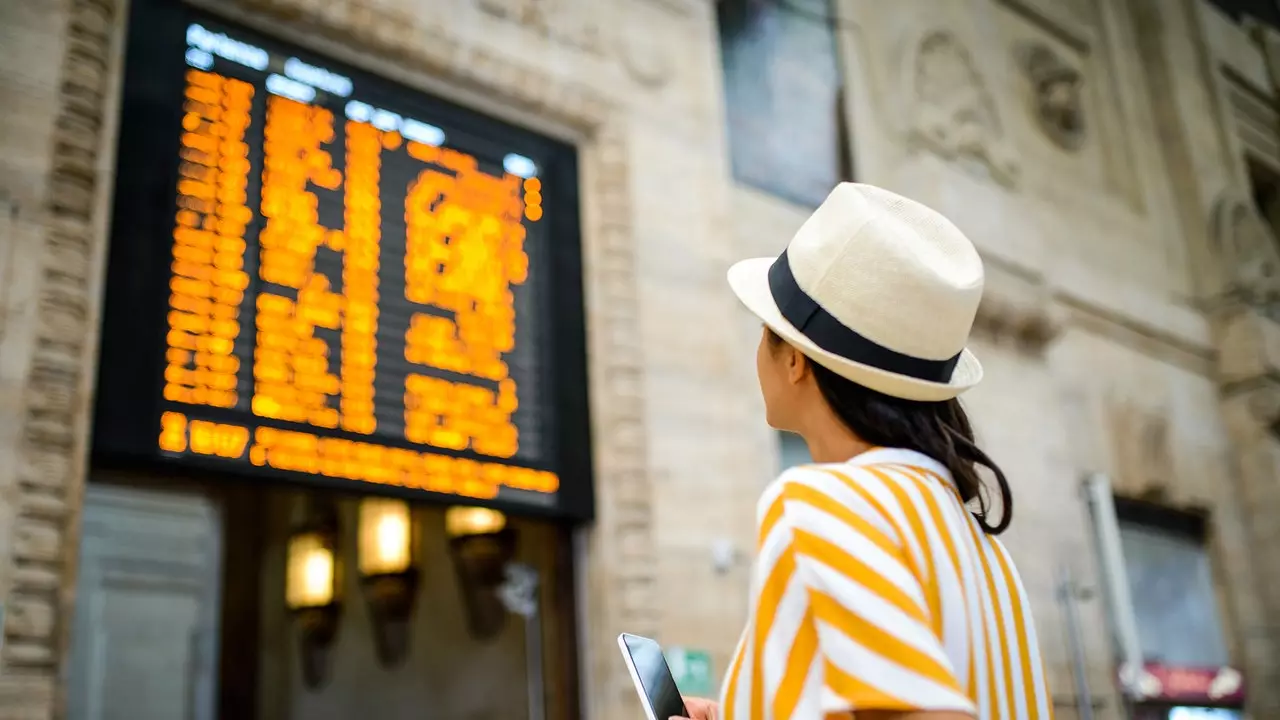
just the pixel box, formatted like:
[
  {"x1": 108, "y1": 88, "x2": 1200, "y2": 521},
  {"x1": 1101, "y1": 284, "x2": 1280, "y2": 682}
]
[
  {"x1": 445, "y1": 506, "x2": 517, "y2": 641},
  {"x1": 357, "y1": 496, "x2": 419, "y2": 667},
  {"x1": 285, "y1": 510, "x2": 341, "y2": 690}
]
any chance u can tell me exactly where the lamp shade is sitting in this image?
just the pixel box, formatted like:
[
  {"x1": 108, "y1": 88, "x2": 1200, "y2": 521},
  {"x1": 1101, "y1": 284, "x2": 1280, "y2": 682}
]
[
  {"x1": 445, "y1": 506, "x2": 507, "y2": 538},
  {"x1": 358, "y1": 497, "x2": 414, "y2": 576},
  {"x1": 286, "y1": 530, "x2": 338, "y2": 609}
]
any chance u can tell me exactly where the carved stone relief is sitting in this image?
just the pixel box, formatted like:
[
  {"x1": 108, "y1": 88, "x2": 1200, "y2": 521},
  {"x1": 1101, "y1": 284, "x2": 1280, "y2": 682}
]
[
  {"x1": 1212, "y1": 194, "x2": 1280, "y2": 433},
  {"x1": 1018, "y1": 42, "x2": 1086, "y2": 152},
  {"x1": 909, "y1": 31, "x2": 1019, "y2": 187},
  {"x1": 1211, "y1": 193, "x2": 1280, "y2": 319}
]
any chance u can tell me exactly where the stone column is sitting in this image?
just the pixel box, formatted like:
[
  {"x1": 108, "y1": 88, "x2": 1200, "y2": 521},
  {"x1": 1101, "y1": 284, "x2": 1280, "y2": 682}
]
[
  {"x1": 1215, "y1": 305, "x2": 1280, "y2": 715},
  {"x1": 1208, "y1": 190, "x2": 1280, "y2": 713},
  {"x1": 0, "y1": 0, "x2": 125, "y2": 717}
]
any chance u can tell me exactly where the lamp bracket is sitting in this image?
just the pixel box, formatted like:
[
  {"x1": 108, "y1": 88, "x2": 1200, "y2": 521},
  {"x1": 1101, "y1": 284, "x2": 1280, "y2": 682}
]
[{"x1": 497, "y1": 562, "x2": 539, "y2": 618}]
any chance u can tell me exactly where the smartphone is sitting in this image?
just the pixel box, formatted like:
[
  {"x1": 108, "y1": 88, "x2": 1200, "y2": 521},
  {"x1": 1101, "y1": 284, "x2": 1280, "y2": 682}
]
[{"x1": 617, "y1": 633, "x2": 690, "y2": 720}]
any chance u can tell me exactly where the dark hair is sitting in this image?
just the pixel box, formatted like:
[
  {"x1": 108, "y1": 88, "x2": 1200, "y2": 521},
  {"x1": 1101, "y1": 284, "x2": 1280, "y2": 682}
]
[{"x1": 766, "y1": 328, "x2": 1012, "y2": 535}]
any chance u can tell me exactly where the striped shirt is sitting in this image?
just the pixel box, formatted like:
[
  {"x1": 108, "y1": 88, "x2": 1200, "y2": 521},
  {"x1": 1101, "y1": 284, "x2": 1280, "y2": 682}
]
[{"x1": 719, "y1": 447, "x2": 1052, "y2": 719}]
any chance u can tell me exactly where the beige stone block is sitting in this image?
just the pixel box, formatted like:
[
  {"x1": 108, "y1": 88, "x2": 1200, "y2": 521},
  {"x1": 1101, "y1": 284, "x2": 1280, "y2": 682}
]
[
  {"x1": 10, "y1": 520, "x2": 61, "y2": 565},
  {"x1": 3, "y1": 597, "x2": 54, "y2": 642},
  {"x1": 1, "y1": 640, "x2": 54, "y2": 668},
  {"x1": 0, "y1": 672, "x2": 55, "y2": 720},
  {"x1": 637, "y1": 281, "x2": 735, "y2": 376},
  {"x1": 653, "y1": 542, "x2": 749, "y2": 673},
  {"x1": 8, "y1": 566, "x2": 58, "y2": 595}
]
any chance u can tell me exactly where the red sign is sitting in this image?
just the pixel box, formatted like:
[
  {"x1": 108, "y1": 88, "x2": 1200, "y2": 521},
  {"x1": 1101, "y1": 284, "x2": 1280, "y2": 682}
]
[{"x1": 1118, "y1": 662, "x2": 1245, "y2": 706}]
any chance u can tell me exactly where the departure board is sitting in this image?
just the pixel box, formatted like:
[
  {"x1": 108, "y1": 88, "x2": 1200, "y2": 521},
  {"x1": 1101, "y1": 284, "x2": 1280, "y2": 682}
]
[{"x1": 94, "y1": 4, "x2": 593, "y2": 520}]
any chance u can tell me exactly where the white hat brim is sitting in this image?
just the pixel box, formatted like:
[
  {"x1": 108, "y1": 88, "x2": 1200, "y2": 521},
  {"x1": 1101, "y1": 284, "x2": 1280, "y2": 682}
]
[{"x1": 727, "y1": 257, "x2": 983, "y2": 402}]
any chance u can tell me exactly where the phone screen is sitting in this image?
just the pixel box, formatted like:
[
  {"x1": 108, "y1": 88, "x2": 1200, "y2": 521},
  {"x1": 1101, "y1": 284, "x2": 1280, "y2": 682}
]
[{"x1": 620, "y1": 634, "x2": 690, "y2": 720}]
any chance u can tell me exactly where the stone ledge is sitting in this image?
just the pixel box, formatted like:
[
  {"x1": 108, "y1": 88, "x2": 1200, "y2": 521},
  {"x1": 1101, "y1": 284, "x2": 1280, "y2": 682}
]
[
  {"x1": 1055, "y1": 291, "x2": 1216, "y2": 376},
  {"x1": 973, "y1": 254, "x2": 1064, "y2": 349}
]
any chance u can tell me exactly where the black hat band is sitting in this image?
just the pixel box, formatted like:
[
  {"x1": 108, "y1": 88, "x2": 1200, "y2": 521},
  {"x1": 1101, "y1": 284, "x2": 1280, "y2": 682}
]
[{"x1": 766, "y1": 249, "x2": 961, "y2": 384}]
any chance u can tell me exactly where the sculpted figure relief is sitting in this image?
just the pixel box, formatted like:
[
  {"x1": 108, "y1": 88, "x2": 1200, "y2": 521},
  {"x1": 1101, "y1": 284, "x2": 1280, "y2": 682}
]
[
  {"x1": 1213, "y1": 195, "x2": 1280, "y2": 318},
  {"x1": 911, "y1": 31, "x2": 1018, "y2": 186},
  {"x1": 1020, "y1": 43, "x2": 1085, "y2": 152}
]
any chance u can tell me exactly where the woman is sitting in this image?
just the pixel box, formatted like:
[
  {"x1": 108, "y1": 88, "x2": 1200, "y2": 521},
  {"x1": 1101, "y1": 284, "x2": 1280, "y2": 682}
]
[{"x1": 679, "y1": 184, "x2": 1052, "y2": 720}]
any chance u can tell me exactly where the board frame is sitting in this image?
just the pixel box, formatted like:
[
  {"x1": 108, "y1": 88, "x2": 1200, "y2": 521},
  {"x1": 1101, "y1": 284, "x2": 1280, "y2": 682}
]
[{"x1": 91, "y1": 0, "x2": 595, "y2": 522}]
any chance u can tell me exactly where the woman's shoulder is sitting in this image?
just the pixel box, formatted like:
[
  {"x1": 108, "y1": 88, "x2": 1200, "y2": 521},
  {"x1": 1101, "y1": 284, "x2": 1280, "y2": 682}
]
[
  {"x1": 763, "y1": 461, "x2": 845, "y2": 496},
  {"x1": 758, "y1": 450, "x2": 953, "y2": 528},
  {"x1": 756, "y1": 461, "x2": 877, "y2": 520},
  {"x1": 766, "y1": 447, "x2": 939, "y2": 494}
]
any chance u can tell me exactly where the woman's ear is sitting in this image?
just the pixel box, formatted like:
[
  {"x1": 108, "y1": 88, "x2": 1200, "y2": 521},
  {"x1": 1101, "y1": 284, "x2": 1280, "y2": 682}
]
[{"x1": 786, "y1": 345, "x2": 810, "y2": 385}]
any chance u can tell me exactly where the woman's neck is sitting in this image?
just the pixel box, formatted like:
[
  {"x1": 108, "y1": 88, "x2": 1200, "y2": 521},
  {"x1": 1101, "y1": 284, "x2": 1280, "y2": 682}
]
[{"x1": 800, "y1": 423, "x2": 873, "y2": 464}]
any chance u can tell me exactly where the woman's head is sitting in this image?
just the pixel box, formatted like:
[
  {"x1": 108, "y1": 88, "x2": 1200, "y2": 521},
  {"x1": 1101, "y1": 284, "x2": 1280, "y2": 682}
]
[
  {"x1": 758, "y1": 326, "x2": 1012, "y2": 535},
  {"x1": 730, "y1": 184, "x2": 1005, "y2": 530}
]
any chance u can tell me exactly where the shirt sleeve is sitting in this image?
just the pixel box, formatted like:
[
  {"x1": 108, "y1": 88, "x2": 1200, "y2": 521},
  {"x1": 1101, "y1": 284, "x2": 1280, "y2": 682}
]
[{"x1": 753, "y1": 466, "x2": 975, "y2": 718}]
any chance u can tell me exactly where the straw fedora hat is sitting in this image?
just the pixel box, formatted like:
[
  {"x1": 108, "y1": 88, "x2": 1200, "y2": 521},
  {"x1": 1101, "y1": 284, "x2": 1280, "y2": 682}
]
[{"x1": 728, "y1": 183, "x2": 984, "y2": 402}]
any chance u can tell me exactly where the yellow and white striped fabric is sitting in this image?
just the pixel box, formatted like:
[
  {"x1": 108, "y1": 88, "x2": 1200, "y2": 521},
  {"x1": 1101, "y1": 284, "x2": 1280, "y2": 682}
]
[{"x1": 719, "y1": 447, "x2": 1053, "y2": 720}]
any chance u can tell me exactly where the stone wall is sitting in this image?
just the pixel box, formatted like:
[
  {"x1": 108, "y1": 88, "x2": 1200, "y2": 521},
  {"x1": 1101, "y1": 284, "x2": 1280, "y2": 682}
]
[{"x1": 1, "y1": 0, "x2": 1278, "y2": 719}]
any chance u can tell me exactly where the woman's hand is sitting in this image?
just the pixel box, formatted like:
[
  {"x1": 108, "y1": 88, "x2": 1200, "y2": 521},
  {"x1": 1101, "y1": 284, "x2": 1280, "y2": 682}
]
[{"x1": 672, "y1": 697, "x2": 719, "y2": 720}]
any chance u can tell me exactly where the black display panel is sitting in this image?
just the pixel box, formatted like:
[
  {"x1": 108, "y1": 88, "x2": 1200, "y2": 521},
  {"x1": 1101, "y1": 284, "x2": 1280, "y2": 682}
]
[{"x1": 93, "y1": 0, "x2": 593, "y2": 520}]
